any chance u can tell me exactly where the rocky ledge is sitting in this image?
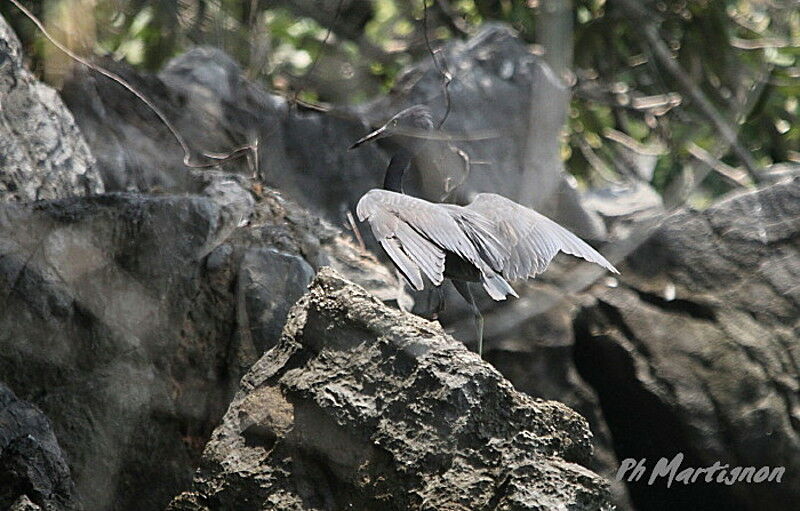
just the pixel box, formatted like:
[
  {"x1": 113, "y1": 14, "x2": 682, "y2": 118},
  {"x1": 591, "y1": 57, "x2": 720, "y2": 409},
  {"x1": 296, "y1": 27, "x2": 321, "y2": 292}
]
[{"x1": 169, "y1": 268, "x2": 612, "y2": 511}]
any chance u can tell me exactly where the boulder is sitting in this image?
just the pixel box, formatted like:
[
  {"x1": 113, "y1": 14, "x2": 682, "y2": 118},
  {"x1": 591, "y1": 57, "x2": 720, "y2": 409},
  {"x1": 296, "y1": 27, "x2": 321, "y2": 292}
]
[
  {"x1": 60, "y1": 26, "x2": 603, "y2": 238},
  {"x1": 168, "y1": 268, "x2": 612, "y2": 510},
  {"x1": 575, "y1": 177, "x2": 800, "y2": 510},
  {"x1": 0, "y1": 383, "x2": 80, "y2": 510},
  {"x1": 0, "y1": 15, "x2": 103, "y2": 202},
  {"x1": 0, "y1": 175, "x2": 400, "y2": 511},
  {"x1": 60, "y1": 47, "x2": 386, "y2": 221}
]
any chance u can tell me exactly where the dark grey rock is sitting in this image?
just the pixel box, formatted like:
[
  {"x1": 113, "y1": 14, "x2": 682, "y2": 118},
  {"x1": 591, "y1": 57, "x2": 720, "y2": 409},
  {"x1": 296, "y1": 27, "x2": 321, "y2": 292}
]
[
  {"x1": 360, "y1": 24, "x2": 605, "y2": 239},
  {"x1": 576, "y1": 177, "x2": 800, "y2": 510},
  {"x1": 237, "y1": 248, "x2": 314, "y2": 356},
  {"x1": 168, "y1": 267, "x2": 613, "y2": 511},
  {"x1": 0, "y1": 186, "x2": 400, "y2": 511},
  {"x1": 0, "y1": 15, "x2": 103, "y2": 202},
  {"x1": 60, "y1": 28, "x2": 604, "y2": 239},
  {"x1": 0, "y1": 383, "x2": 80, "y2": 510},
  {"x1": 60, "y1": 47, "x2": 386, "y2": 221}
]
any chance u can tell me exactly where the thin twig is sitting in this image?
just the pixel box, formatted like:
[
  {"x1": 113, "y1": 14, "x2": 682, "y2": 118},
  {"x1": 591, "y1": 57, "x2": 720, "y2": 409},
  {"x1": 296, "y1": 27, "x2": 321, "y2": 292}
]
[
  {"x1": 575, "y1": 135, "x2": 623, "y2": 185},
  {"x1": 277, "y1": 91, "x2": 331, "y2": 113},
  {"x1": 346, "y1": 210, "x2": 366, "y2": 252},
  {"x1": 374, "y1": 124, "x2": 502, "y2": 142},
  {"x1": 422, "y1": 0, "x2": 453, "y2": 129},
  {"x1": 730, "y1": 37, "x2": 800, "y2": 50},
  {"x1": 9, "y1": 0, "x2": 254, "y2": 170},
  {"x1": 687, "y1": 142, "x2": 750, "y2": 188}
]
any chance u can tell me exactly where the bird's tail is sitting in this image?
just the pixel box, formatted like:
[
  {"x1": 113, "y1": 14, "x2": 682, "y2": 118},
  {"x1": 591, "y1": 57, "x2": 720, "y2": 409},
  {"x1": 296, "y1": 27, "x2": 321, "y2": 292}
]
[{"x1": 481, "y1": 272, "x2": 518, "y2": 301}]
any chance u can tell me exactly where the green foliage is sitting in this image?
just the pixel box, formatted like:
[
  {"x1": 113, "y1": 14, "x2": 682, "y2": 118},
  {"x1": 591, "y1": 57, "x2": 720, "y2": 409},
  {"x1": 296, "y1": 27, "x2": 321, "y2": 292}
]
[{"x1": 3, "y1": 0, "x2": 798, "y2": 200}]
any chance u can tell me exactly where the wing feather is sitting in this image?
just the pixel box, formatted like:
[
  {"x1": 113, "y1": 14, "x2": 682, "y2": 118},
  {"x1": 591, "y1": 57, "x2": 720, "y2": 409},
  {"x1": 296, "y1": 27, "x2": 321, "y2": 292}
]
[
  {"x1": 394, "y1": 221, "x2": 444, "y2": 285},
  {"x1": 465, "y1": 193, "x2": 618, "y2": 280},
  {"x1": 357, "y1": 190, "x2": 516, "y2": 298},
  {"x1": 381, "y1": 238, "x2": 424, "y2": 290}
]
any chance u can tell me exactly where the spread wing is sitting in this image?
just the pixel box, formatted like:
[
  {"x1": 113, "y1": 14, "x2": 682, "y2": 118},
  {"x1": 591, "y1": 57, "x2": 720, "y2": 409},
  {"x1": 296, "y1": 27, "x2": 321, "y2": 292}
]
[
  {"x1": 356, "y1": 190, "x2": 516, "y2": 299},
  {"x1": 465, "y1": 193, "x2": 618, "y2": 280}
]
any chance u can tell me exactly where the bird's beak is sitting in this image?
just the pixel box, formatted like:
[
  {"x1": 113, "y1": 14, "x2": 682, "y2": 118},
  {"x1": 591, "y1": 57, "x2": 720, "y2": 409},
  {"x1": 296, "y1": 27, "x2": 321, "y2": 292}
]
[{"x1": 349, "y1": 124, "x2": 388, "y2": 150}]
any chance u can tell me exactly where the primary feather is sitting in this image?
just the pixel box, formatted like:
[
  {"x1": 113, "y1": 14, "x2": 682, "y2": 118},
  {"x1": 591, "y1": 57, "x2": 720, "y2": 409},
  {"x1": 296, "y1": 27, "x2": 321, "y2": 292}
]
[
  {"x1": 357, "y1": 190, "x2": 514, "y2": 300},
  {"x1": 357, "y1": 190, "x2": 617, "y2": 300},
  {"x1": 464, "y1": 193, "x2": 619, "y2": 280}
]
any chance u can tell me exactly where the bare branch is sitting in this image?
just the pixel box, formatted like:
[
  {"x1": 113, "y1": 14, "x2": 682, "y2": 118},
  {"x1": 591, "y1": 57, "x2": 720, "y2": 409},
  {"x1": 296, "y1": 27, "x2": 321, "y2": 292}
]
[
  {"x1": 8, "y1": 0, "x2": 253, "y2": 170},
  {"x1": 422, "y1": 0, "x2": 453, "y2": 129},
  {"x1": 687, "y1": 143, "x2": 751, "y2": 188},
  {"x1": 730, "y1": 37, "x2": 800, "y2": 50}
]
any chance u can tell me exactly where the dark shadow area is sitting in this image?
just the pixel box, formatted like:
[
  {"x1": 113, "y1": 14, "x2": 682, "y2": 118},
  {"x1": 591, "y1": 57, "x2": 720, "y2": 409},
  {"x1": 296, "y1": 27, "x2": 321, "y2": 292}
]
[{"x1": 573, "y1": 304, "x2": 746, "y2": 511}]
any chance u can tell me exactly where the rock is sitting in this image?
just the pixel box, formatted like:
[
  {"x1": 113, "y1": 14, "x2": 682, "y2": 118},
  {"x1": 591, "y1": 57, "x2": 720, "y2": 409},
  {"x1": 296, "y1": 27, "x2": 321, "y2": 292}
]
[
  {"x1": 436, "y1": 279, "x2": 632, "y2": 509},
  {"x1": 0, "y1": 15, "x2": 103, "y2": 202},
  {"x1": 168, "y1": 267, "x2": 612, "y2": 510},
  {"x1": 361, "y1": 24, "x2": 605, "y2": 239},
  {"x1": 0, "y1": 183, "x2": 400, "y2": 511},
  {"x1": 0, "y1": 383, "x2": 80, "y2": 510},
  {"x1": 236, "y1": 248, "x2": 314, "y2": 356},
  {"x1": 60, "y1": 27, "x2": 604, "y2": 239},
  {"x1": 575, "y1": 178, "x2": 800, "y2": 510},
  {"x1": 9, "y1": 495, "x2": 43, "y2": 511},
  {"x1": 60, "y1": 47, "x2": 386, "y2": 222}
]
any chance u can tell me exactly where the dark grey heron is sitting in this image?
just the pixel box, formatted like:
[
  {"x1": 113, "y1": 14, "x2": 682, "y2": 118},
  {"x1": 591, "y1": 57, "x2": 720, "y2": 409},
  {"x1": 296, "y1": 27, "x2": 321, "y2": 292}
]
[{"x1": 350, "y1": 105, "x2": 618, "y2": 356}]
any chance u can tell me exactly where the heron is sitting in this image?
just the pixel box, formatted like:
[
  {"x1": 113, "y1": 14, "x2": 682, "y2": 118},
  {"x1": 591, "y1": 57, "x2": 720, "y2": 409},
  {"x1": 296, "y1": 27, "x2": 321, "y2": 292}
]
[{"x1": 350, "y1": 105, "x2": 618, "y2": 356}]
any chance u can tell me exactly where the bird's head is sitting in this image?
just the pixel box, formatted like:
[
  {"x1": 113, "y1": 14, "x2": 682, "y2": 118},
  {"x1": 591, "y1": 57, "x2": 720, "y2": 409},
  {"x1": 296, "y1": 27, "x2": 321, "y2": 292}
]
[{"x1": 349, "y1": 104, "x2": 434, "y2": 149}]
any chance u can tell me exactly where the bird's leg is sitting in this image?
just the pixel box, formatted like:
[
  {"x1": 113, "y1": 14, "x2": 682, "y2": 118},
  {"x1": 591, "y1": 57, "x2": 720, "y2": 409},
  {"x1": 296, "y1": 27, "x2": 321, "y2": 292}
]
[
  {"x1": 453, "y1": 281, "x2": 484, "y2": 358},
  {"x1": 435, "y1": 286, "x2": 446, "y2": 316}
]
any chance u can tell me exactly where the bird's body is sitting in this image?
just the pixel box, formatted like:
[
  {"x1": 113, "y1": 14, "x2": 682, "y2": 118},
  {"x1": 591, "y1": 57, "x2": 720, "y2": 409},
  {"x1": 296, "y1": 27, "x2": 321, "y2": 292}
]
[{"x1": 351, "y1": 104, "x2": 618, "y2": 355}]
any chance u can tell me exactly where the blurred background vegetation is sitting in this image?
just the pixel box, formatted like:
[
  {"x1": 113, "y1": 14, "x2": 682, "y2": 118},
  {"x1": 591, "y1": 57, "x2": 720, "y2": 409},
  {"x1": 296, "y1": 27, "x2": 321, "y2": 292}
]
[{"x1": 2, "y1": 0, "x2": 799, "y2": 204}]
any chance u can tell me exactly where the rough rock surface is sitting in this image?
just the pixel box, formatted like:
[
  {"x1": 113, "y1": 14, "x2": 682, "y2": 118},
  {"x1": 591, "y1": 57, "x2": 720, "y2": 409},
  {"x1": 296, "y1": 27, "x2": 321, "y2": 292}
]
[
  {"x1": 0, "y1": 383, "x2": 80, "y2": 510},
  {"x1": 450, "y1": 280, "x2": 632, "y2": 509},
  {"x1": 0, "y1": 16, "x2": 103, "y2": 202},
  {"x1": 576, "y1": 177, "x2": 800, "y2": 510},
  {"x1": 168, "y1": 268, "x2": 612, "y2": 511},
  {"x1": 0, "y1": 175, "x2": 400, "y2": 511}
]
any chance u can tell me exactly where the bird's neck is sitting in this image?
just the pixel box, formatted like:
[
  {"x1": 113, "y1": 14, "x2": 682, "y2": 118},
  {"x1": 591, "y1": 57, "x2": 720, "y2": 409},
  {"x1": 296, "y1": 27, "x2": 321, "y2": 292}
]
[{"x1": 383, "y1": 148, "x2": 412, "y2": 193}]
